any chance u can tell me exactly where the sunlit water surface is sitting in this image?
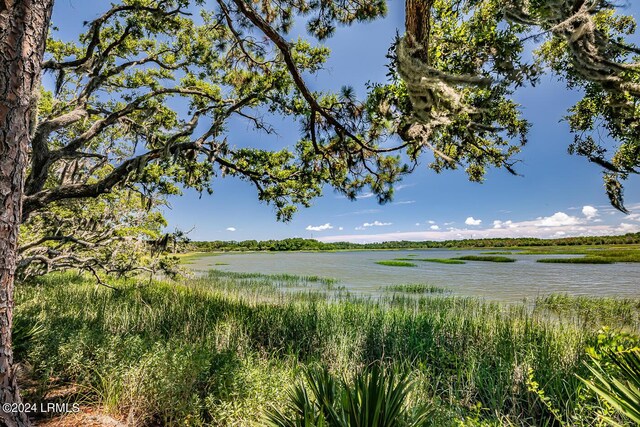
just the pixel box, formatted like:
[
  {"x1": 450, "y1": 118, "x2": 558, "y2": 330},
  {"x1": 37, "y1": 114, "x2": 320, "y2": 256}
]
[{"x1": 186, "y1": 250, "x2": 640, "y2": 302}]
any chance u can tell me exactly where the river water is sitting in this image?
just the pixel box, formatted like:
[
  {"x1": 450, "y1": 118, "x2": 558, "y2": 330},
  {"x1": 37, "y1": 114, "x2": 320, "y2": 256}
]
[{"x1": 186, "y1": 250, "x2": 640, "y2": 302}]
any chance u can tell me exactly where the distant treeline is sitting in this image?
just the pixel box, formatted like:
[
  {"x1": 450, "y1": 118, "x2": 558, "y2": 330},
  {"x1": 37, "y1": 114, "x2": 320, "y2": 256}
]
[{"x1": 189, "y1": 233, "x2": 640, "y2": 252}]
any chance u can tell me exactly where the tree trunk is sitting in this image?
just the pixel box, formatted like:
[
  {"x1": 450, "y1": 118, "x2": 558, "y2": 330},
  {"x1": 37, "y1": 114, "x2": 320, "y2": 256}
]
[
  {"x1": 0, "y1": 1, "x2": 54, "y2": 426},
  {"x1": 405, "y1": 0, "x2": 432, "y2": 63}
]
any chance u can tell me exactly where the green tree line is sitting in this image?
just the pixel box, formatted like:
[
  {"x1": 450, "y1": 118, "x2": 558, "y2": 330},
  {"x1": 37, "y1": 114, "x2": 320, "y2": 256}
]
[{"x1": 189, "y1": 232, "x2": 640, "y2": 252}]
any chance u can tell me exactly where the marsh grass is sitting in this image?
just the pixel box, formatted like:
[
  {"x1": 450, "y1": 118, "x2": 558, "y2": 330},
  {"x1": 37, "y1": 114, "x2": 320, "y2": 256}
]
[
  {"x1": 521, "y1": 246, "x2": 640, "y2": 263},
  {"x1": 535, "y1": 294, "x2": 640, "y2": 330},
  {"x1": 375, "y1": 260, "x2": 417, "y2": 267},
  {"x1": 207, "y1": 269, "x2": 338, "y2": 287},
  {"x1": 384, "y1": 284, "x2": 450, "y2": 294},
  {"x1": 177, "y1": 252, "x2": 221, "y2": 264},
  {"x1": 453, "y1": 255, "x2": 516, "y2": 263},
  {"x1": 13, "y1": 272, "x2": 640, "y2": 426},
  {"x1": 537, "y1": 257, "x2": 614, "y2": 264},
  {"x1": 394, "y1": 258, "x2": 466, "y2": 264}
]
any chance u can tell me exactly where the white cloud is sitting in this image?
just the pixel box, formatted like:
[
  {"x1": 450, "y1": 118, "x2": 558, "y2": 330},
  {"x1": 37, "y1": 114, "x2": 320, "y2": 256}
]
[
  {"x1": 315, "y1": 204, "x2": 640, "y2": 244},
  {"x1": 536, "y1": 212, "x2": 581, "y2": 227},
  {"x1": 338, "y1": 227, "x2": 344, "y2": 231},
  {"x1": 618, "y1": 223, "x2": 640, "y2": 233},
  {"x1": 334, "y1": 192, "x2": 374, "y2": 200},
  {"x1": 393, "y1": 200, "x2": 416, "y2": 205},
  {"x1": 306, "y1": 223, "x2": 334, "y2": 232},
  {"x1": 430, "y1": 225, "x2": 440, "y2": 230},
  {"x1": 362, "y1": 220, "x2": 392, "y2": 228},
  {"x1": 582, "y1": 205, "x2": 598, "y2": 219},
  {"x1": 226, "y1": 227, "x2": 236, "y2": 232},
  {"x1": 395, "y1": 183, "x2": 414, "y2": 191},
  {"x1": 356, "y1": 221, "x2": 392, "y2": 230},
  {"x1": 316, "y1": 220, "x2": 638, "y2": 243},
  {"x1": 493, "y1": 220, "x2": 514, "y2": 229},
  {"x1": 627, "y1": 214, "x2": 640, "y2": 222},
  {"x1": 465, "y1": 217, "x2": 482, "y2": 226}
]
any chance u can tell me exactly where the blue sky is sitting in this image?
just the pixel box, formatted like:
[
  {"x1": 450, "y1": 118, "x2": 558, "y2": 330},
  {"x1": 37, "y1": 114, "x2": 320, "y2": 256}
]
[{"x1": 51, "y1": 1, "x2": 640, "y2": 242}]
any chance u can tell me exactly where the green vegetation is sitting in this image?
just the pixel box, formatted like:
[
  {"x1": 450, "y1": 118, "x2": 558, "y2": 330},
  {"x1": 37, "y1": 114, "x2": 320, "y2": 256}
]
[
  {"x1": 207, "y1": 270, "x2": 339, "y2": 288},
  {"x1": 535, "y1": 294, "x2": 640, "y2": 330},
  {"x1": 265, "y1": 365, "x2": 432, "y2": 427},
  {"x1": 580, "y1": 349, "x2": 640, "y2": 425},
  {"x1": 529, "y1": 247, "x2": 640, "y2": 264},
  {"x1": 14, "y1": 273, "x2": 640, "y2": 426},
  {"x1": 177, "y1": 252, "x2": 222, "y2": 265},
  {"x1": 189, "y1": 234, "x2": 640, "y2": 252},
  {"x1": 537, "y1": 257, "x2": 614, "y2": 264},
  {"x1": 453, "y1": 255, "x2": 516, "y2": 263},
  {"x1": 375, "y1": 260, "x2": 417, "y2": 267},
  {"x1": 394, "y1": 257, "x2": 466, "y2": 264},
  {"x1": 385, "y1": 284, "x2": 449, "y2": 294},
  {"x1": 5, "y1": 0, "x2": 640, "y2": 423}
]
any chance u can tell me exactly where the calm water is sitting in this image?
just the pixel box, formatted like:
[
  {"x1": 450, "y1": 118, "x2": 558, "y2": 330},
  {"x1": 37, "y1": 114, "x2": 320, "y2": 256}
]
[{"x1": 186, "y1": 250, "x2": 640, "y2": 302}]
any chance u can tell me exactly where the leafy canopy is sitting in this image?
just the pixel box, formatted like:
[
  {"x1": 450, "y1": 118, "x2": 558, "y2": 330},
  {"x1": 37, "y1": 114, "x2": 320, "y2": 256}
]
[{"x1": 22, "y1": 0, "x2": 640, "y2": 277}]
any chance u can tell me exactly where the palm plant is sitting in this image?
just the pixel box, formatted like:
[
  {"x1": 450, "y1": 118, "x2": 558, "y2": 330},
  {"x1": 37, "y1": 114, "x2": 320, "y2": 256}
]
[
  {"x1": 579, "y1": 349, "x2": 640, "y2": 426},
  {"x1": 264, "y1": 364, "x2": 431, "y2": 427}
]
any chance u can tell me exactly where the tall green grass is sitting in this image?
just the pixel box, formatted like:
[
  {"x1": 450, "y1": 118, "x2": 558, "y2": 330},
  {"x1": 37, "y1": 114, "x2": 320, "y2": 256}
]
[
  {"x1": 384, "y1": 284, "x2": 449, "y2": 294},
  {"x1": 537, "y1": 257, "x2": 614, "y2": 264},
  {"x1": 522, "y1": 247, "x2": 640, "y2": 263},
  {"x1": 375, "y1": 260, "x2": 417, "y2": 267},
  {"x1": 535, "y1": 294, "x2": 640, "y2": 330},
  {"x1": 14, "y1": 272, "x2": 640, "y2": 426},
  {"x1": 453, "y1": 255, "x2": 516, "y2": 263},
  {"x1": 394, "y1": 258, "x2": 466, "y2": 265}
]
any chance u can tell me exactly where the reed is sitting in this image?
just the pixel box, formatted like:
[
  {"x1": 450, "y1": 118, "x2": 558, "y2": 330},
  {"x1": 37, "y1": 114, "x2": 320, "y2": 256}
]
[
  {"x1": 394, "y1": 257, "x2": 466, "y2": 264},
  {"x1": 384, "y1": 284, "x2": 449, "y2": 294},
  {"x1": 537, "y1": 257, "x2": 614, "y2": 264},
  {"x1": 375, "y1": 260, "x2": 417, "y2": 267},
  {"x1": 13, "y1": 272, "x2": 640, "y2": 426},
  {"x1": 453, "y1": 255, "x2": 516, "y2": 262}
]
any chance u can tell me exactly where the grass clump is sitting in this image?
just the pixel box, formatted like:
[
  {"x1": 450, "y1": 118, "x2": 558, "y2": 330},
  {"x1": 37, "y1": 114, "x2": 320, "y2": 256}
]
[
  {"x1": 521, "y1": 246, "x2": 640, "y2": 263},
  {"x1": 177, "y1": 252, "x2": 221, "y2": 264},
  {"x1": 207, "y1": 269, "x2": 338, "y2": 287},
  {"x1": 535, "y1": 294, "x2": 640, "y2": 330},
  {"x1": 394, "y1": 257, "x2": 466, "y2": 264},
  {"x1": 537, "y1": 257, "x2": 614, "y2": 264},
  {"x1": 385, "y1": 284, "x2": 449, "y2": 294},
  {"x1": 453, "y1": 255, "x2": 516, "y2": 263},
  {"x1": 375, "y1": 260, "x2": 417, "y2": 267}
]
